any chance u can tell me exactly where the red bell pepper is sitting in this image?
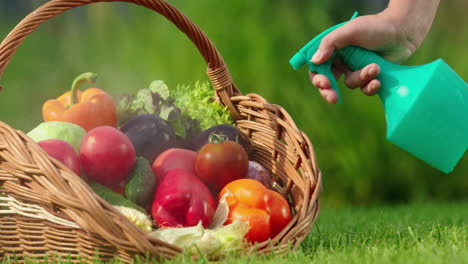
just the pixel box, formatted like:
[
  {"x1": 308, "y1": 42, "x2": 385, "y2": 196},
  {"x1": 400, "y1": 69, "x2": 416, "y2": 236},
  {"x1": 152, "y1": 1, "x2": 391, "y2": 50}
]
[{"x1": 151, "y1": 168, "x2": 215, "y2": 228}]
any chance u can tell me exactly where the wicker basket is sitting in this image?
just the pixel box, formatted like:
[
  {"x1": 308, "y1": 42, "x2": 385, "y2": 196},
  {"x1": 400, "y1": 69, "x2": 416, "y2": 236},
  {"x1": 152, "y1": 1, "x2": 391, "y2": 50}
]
[{"x1": 0, "y1": 0, "x2": 322, "y2": 262}]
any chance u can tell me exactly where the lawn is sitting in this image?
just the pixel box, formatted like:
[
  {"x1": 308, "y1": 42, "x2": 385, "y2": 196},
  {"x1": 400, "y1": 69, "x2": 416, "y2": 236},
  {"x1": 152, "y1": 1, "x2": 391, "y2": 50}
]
[
  {"x1": 2, "y1": 201, "x2": 466, "y2": 264},
  {"x1": 301, "y1": 201, "x2": 468, "y2": 264}
]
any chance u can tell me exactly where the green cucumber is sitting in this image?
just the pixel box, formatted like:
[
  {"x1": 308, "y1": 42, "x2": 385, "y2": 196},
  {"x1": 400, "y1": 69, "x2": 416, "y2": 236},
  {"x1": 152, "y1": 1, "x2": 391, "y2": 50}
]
[
  {"x1": 88, "y1": 181, "x2": 146, "y2": 213},
  {"x1": 124, "y1": 157, "x2": 157, "y2": 210}
]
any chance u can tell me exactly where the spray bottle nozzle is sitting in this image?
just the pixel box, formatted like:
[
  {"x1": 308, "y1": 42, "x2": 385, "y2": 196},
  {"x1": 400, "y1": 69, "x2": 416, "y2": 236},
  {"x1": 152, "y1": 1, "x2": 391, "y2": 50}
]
[{"x1": 289, "y1": 53, "x2": 306, "y2": 70}]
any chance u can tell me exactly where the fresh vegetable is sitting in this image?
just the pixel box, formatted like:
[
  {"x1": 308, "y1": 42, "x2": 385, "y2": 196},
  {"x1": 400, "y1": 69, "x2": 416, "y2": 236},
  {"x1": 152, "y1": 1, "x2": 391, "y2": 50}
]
[
  {"x1": 186, "y1": 124, "x2": 253, "y2": 158},
  {"x1": 88, "y1": 181, "x2": 146, "y2": 213},
  {"x1": 115, "y1": 80, "x2": 199, "y2": 139},
  {"x1": 119, "y1": 114, "x2": 176, "y2": 164},
  {"x1": 115, "y1": 80, "x2": 233, "y2": 140},
  {"x1": 152, "y1": 148, "x2": 197, "y2": 182},
  {"x1": 195, "y1": 138, "x2": 249, "y2": 192},
  {"x1": 80, "y1": 126, "x2": 136, "y2": 187},
  {"x1": 151, "y1": 168, "x2": 215, "y2": 228},
  {"x1": 246, "y1": 161, "x2": 272, "y2": 189},
  {"x1": 113, "y1": 205, "x2": 153, "y2": 233},
  {"x1": 38, "y1": 139, "x2": 81, "y2": 176},
  {"x1": 150, "y1": 220, "x2": 249, "y2": 257},
  {"x1": 165, "y1": 81, "x2": 233, "y2": 131},
  {"x1": 27, "y1": 121, "x2": 86, "y2": 152},
  {"x1": 228, "y1": 204, "x2": 270, "y2": 243},
  {"x1": 42, "y1": 72, "x2": 117, "y2": 131},
  {"x1": 124, "y1": 157, "x2": 157, "y2": 210},
  {"x1": 220, "y1": 179, "x2": 292, "y2": 243}
]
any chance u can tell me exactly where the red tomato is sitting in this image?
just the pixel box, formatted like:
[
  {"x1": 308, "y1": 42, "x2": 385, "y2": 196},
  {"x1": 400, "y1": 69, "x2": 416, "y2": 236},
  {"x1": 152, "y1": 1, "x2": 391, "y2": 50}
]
[
  {"x1": 266, "y1": 190, "x2": 292, "y2": 237},
  {"x1": 152, "y1": 148, "x2": 197, "y2": 182},
  {"x1": 220, "y1": 179, "x2": 292, "y2": 243},
  {"x1": 195, "y1": 140, "x2": 248, "y2": 191},
  {"x1": 80, "y1": 126, "x2": 135, "y2": 187},
  {"x1": 38, "y1": 139, "x2": 81, "y2": 176}
]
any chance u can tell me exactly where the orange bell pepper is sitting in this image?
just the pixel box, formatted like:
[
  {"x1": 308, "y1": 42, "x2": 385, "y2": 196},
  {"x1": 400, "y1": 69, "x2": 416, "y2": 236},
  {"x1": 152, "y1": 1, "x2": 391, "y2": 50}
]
[
  {"x1": 42, "y1": 73, "x2": 117, "y2": 131},
  {"x1": 219, "y1": 179, "x2": 292, "y2": 243}
]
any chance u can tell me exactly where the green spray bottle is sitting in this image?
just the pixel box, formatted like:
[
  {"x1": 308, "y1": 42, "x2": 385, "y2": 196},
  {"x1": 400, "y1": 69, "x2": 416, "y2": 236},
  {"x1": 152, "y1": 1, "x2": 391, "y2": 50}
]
[{"x1": 289, "y1": 12, "x2": 468, "y2": 174}]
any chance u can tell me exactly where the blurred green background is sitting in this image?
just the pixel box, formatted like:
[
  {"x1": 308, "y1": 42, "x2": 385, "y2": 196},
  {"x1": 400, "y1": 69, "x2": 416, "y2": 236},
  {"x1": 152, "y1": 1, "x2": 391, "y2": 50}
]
[{"x1": 0, "y1": 0, "x2": 466, "y2": 208}]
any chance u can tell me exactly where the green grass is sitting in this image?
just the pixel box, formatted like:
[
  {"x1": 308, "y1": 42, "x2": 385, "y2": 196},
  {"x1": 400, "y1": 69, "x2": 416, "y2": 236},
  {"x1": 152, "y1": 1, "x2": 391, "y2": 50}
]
[
  {"x1": 2, "y1": 201, "x2": 467, "y2": 264},
  {"x1": 303, "y1": 201, "x2": 468, "y2": 264}
]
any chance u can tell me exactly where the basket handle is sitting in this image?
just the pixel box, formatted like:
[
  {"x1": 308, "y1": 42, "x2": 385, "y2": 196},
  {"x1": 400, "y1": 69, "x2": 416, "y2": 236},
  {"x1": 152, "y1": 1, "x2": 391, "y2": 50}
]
[{"x1": 0, "y1": 0, "x2": 242, "y2": 119}]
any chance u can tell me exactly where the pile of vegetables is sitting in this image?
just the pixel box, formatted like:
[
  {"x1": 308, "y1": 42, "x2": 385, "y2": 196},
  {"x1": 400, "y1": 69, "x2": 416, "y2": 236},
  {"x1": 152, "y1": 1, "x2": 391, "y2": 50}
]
[
  {"x1": 115, "y1": 79, "x2": 233, "y2": 141},
  {"x1": 27, "y1": 72, "x2": 292, "y2": 257}
]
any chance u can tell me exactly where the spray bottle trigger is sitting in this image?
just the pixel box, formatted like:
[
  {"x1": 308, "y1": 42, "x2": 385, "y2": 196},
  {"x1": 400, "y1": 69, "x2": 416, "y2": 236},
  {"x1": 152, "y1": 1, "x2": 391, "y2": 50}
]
[
  {"x1": 307, "y1": 53, "x2": 342, "y2": 104},
  {"x1": 324, "y1": 70, "x2": 341, "y2": 104}
]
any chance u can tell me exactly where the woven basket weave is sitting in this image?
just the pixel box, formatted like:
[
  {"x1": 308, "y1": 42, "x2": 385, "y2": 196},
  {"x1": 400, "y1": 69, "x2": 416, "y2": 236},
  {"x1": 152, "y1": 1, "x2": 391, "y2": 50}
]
[{"x1": 0, "y1": 0, "x2": 322, "y2": 262}]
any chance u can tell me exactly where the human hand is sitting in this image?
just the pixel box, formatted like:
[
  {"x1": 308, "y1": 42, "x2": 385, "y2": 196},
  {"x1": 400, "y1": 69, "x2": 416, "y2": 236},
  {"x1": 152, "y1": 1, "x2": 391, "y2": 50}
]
[{"x1": 310, "y1": 0, "x2": 440, "y2": 103}]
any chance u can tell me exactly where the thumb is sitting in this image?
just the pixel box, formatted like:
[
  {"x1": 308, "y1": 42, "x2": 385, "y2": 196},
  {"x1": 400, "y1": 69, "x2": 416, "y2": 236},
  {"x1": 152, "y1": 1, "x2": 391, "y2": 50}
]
[{"x1": 311, "y1": 21, "x2": 360, "y2": 65}]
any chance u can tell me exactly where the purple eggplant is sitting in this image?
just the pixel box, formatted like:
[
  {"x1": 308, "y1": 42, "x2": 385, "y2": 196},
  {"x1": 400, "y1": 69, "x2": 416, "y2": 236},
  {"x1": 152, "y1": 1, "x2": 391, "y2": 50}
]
[{"x1": 120, "y1": 114, "x2": 176, "y2": 164}]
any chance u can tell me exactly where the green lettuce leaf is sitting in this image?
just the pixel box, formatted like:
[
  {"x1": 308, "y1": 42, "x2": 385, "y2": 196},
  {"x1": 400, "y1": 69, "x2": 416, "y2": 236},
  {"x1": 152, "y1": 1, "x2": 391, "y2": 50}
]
[{"x1": 172, "y1": 81, "x2": 234, "y2": 131}]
